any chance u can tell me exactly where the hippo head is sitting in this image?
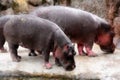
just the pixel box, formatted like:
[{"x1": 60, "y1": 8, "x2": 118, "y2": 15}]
[
  {"x1": 96, "y1": 23, "x2": 115, "y2": 53},
  {"x1": 54, "y1": 44, "x2": 76, "y2": 71}
]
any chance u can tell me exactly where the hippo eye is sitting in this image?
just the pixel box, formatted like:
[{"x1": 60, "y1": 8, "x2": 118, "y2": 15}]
[{"x1": 63, "y1": 51, "x2": 68, "y2": 56}]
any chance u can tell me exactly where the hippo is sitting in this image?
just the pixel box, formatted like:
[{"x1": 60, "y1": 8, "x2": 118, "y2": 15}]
[
  {"x1": 30, "y1": 6, "x2": 115, "y2": 56},
  {"x1": 3, "y1": 15, "x2": 76, "y2": 71}
]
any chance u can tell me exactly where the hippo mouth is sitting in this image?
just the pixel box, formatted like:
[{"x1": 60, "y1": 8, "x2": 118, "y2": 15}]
[
  {"x1": 55, "y1": 58, "x2": 75, "y2": 71},
  {"x1": 100, "y1": 45, "x2": 115, "y2": 53},
  {"x1": 64, "y1": 64, "x2": 76, "y2": 71},
  {"x1": 62, "y1": 61, "x2": 76, "y2": 71},
  {"x1": 101, "y1": 48, "x2": 114, "y2": 53}
]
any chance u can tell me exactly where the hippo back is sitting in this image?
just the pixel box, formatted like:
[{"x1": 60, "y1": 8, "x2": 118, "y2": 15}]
[
  {"x1": 0, "y1": 15, "x2": 15, "y2": 29},
  {"x1": 4, "y1": 14, "x2": 71, "y2": 50},
  {"x1": 31, "y1": 6, "x2": 115, "y2": 53},
  {"x1": 31, "y1": 6, "x2": 98, "y2": 42}
]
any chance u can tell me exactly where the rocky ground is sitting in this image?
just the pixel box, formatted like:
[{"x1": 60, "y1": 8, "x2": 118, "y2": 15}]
[{"x1": 0, "y1": 43, "x2": 120, "y2": 80}]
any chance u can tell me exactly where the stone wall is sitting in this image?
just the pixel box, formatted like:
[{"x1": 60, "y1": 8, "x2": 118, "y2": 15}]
[
  {"x1": 0, "y1": 0, "x2": 108, "y2": 17},
  {"x1": 71, "y1": 0, "x2": 107, "y2": 18}
]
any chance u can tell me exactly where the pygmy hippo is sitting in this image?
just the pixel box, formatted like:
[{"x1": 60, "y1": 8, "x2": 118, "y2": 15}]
[
  {"x1": 3, "y1": 15, "x2": 76, "y2": 71},
  {"x1": 30, "y1": 6, "x2": 115, "y2": 56}
]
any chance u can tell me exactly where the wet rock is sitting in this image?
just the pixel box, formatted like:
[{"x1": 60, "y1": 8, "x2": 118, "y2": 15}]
[
  {"x1": 0, "y1": 8, "x2": 14, "y2": 16},
  {"x1": 12, "y1": 0, "x2": 28, "y2": 14},
  {"x1": 53, "y1": 0, "x2": 71, "y2": 6},
  {"x1": 113, "y1": 17, "x2": 120, "y2": 49},
  {"x1": 27, "y1": 0, "x2": 42, "y2": 6},
  {"x1": 71, "y1": 0, "x2": 107, "y2": 18},
  {"x1": 106, "y1": 0, "x2": 120, "y2": 25},
  {"x1": 113, "y1": 17, "x2": 120, "y2": 36}
]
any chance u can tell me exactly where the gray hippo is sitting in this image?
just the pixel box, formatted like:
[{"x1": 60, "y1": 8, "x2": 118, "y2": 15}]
[
  {"x1": 3, "y1": 15, "x2": 76, "y2": 71},
  {"x1": 30, "y1": 6, "x2": 115, "y2": 56}
]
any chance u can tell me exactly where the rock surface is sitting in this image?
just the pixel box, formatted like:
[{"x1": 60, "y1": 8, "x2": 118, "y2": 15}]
[
  {"x1": 71, "y1": 0, "x2": 107, "y2": 18},
  {"x1": 12, "y1": 0, "x2": 29, "y2": 14},
  {"x1": 0, "y1": 43, "x2": 120, "y2": 79}
]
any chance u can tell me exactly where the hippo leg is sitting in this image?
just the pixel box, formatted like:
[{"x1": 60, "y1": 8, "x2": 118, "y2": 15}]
[
  {"x1": 44, "y1": 49, "x2": 52, "y2": 69},
  {"x1": 53, "y1": 46, "x2": 62, "y2": 66},
  {"x1": 8, "y1": 43, "x2": 21, "y2": 62},
  {"x1": 77, "y1": 43, "x2": 86, "y2": 56},
  {"x1": 85, "y1": 47, "x2": 96, "y2": 57},
  {"x1": 55, "y1": 57, "x2": 62, "y2": 66},
  {"x1": 28, "y1": 49, "x2": 37, "y2": 56},
  {"x1": 85, "y1": 40, "x2": 97, "y2": 57},
  {"x1": 37, "y1": 50, "x2": 43, "y2": 55},
  {"x1": 0, "y1": 36, "x2": 7, "y2": 53}
]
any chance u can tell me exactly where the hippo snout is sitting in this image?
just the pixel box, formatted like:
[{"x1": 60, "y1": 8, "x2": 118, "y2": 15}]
[
  {"x1": 100, "y1": 44, "x2": 115, "y2": 53},
  {"x1": 64, "y1": 63, "x2": 76, "y2": 71}
]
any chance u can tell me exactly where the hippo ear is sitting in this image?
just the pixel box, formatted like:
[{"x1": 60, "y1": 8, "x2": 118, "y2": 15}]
[{"x1": 63, "y1": 44, "x2": 76, "y2": 56}]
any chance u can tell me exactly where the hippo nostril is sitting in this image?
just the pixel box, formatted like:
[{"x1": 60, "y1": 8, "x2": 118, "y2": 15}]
[
  {"x1": 72, "y1": 64, "x2": 76, "y2": 69},
  {"x1": 74, "y1": 64, "x2": 76, "y2": 68}
]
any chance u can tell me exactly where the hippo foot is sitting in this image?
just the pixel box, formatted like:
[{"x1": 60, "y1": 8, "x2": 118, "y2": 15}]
[
  {"x1": 28, "y1": 52, "x2": 37, "y2": 56},
  {"x1": 12, "y1": 56, "x2": 21, "y2": 62},
  {"x1": 79, "y1": 53, "x2": 86, "y2": 56},
  {"x1": 44, "y1": 63, "x2": 52, "y2": 69},
  {"x1": 55, "y1": 58, "x2": 62, "y2": 66},
  {"x1": 37, "y1": 50, "x2": 42, "y2": 55},
  {"x1": 85, "y1": 48, "x2": 98, "y2": 57},
  {"x1": 79, "y1": 51, "x2": 87, "y2": 56},
  {"x1": 87, "y1": 53, "x2": 98, "y2": 57},
  {"x1": 0, "y1": 48, "x2": 7, "y2": 53}
]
